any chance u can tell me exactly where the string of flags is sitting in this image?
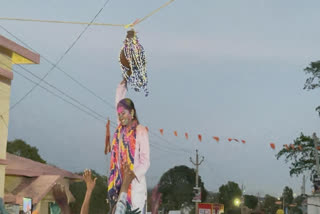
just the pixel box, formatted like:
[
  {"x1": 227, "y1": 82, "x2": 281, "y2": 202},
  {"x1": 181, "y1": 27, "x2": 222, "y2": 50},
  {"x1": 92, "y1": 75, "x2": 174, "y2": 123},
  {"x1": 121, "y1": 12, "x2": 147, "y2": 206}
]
[
  {"x1": 106, "y1": 122, "x2": 307, "y2": 153},
  {"x1": 147, "y1": 128, "x2": 247, "y2": 144}
]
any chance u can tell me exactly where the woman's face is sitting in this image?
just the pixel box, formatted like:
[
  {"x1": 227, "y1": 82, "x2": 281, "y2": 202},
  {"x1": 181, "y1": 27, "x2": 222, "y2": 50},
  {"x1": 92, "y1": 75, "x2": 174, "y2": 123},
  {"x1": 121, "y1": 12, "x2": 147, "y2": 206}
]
[{"x1": 117, "y1": 106, "x2": 132, "y2": 126}]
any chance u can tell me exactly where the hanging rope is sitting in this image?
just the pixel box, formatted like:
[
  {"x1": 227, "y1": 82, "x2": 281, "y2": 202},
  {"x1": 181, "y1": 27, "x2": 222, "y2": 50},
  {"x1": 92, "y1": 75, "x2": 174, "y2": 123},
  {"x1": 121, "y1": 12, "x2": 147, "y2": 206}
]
[{"x1": 0, "y1": 0, "x2": 177, "y2": 28}]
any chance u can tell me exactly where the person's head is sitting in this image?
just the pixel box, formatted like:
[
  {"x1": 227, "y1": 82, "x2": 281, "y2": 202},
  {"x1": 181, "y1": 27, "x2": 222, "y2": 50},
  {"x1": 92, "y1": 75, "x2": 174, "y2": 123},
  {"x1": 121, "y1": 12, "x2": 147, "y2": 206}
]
[{"x1": 117, "y1": 98, "x2": 139, "y2": 126}]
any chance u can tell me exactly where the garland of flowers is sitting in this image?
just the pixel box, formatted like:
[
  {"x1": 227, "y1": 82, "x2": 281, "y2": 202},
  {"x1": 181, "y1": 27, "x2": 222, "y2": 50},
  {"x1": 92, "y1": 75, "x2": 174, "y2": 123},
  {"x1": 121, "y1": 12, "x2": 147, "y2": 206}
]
[{"x1": 119, "y1": 30, "x2": 149, "y2": 96}]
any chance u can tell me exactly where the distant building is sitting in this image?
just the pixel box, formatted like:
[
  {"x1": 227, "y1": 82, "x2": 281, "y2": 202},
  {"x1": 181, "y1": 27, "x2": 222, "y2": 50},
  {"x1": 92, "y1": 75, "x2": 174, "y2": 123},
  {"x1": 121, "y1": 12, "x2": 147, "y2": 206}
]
[{"x1": 3, "y1": 153, "x2": 82, "y2": 213}]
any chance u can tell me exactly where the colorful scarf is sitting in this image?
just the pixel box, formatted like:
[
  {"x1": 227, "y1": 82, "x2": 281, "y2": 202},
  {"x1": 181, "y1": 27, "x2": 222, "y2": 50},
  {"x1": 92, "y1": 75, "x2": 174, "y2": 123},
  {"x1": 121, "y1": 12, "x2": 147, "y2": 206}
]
[{"x1": 108, "y1": 122, "x2": 137, "y2": 205}]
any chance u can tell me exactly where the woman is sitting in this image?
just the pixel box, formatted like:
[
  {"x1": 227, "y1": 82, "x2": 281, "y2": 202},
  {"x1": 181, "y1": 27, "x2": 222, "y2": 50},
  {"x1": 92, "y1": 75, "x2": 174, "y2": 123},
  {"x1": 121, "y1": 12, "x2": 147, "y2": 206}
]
[{"x1": 108, "y1": 79, "x2": 150, "y2": 214}]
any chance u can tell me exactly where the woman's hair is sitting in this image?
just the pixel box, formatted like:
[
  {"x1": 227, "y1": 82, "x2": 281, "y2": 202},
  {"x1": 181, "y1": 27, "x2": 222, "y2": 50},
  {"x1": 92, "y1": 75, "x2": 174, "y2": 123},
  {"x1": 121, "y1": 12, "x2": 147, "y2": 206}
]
[{"x1": 117, "y1": 98, "x2": 139, "y2": 124}]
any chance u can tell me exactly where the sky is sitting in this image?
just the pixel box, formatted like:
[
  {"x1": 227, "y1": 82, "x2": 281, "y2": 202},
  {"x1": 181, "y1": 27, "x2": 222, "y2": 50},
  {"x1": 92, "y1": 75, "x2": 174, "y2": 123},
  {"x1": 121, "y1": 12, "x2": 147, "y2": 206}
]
[{"x1": 1, "y1": 0, "x2": 320, "y2": 197}]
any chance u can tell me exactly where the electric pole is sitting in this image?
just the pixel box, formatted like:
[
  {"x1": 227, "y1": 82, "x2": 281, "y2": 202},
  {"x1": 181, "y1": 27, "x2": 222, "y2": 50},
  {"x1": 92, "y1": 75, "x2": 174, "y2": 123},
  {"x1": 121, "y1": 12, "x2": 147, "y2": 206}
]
[
  {"x1": 190, "y1": 149, "x2": 204, "y2": 214},
  {"x1": 301, "y1": 175, "x2": 307, "y2": 214},
  {"x1": 313, "y1": 133, "x2": 320, "y2": 177}
]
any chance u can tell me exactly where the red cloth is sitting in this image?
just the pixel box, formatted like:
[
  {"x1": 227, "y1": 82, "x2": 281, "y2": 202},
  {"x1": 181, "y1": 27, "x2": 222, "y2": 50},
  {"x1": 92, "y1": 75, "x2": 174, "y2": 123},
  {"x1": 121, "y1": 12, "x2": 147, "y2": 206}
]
[{"x1": 104, "y1": 119, "x2": 111, "y2": 154}]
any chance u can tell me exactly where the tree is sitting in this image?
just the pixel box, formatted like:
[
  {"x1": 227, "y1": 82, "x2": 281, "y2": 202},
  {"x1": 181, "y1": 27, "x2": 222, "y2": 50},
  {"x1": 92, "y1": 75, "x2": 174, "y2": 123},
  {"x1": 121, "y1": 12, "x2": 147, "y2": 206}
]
[
  {"x1": 69, "y1": 170, "x2": 109, "y2": 214},
  {"x1": 276, "y1": 133, "x2": 317, "y2": 177},
  {"x1": 158, "y1": 165, "x2": 207, "y2": 211},
  {"x1": 281, "y1": 186, "x2": 293, "y2": 207},
  {"x1": 262, "y1": 194, "x2": 278, "y2": 214},
  {"x1": 277, "y1": 61, "x2": 320, "y2": 177},
  {"x1": 304, "y1": 60, "x2": 320, "y2": 116},
  {"x1": 244, "y1": 195, "x2": 258, "y2": 209},
  {"x1": 218, "y1": 181, "x2": 242, "y2": 211},
  {"x1": 7, "y1": 139, "x2": 46, "y2": 163}
]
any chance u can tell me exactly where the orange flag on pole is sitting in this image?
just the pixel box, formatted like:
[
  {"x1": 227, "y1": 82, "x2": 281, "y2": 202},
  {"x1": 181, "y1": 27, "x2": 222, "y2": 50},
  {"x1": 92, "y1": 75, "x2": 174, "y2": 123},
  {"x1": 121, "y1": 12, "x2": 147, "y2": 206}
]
[
  {"x1": 185, "y1": 133, "x2": 189, "y2": 140},
  {"x1": 198, "y1": 134, "x2": 202, "y2": 142},
  {"x1": 213, "y1": 136, "x2": 219, "y2": 142},
  {"x1": 174, "y1": 131, "x2": 178, "y2": 137},
  {"x1": 160, "y1": 129, "x2": 164, "y2": 136},
  {"x1": 270, "y1": 143, "x2": 276, "y2": 150}
]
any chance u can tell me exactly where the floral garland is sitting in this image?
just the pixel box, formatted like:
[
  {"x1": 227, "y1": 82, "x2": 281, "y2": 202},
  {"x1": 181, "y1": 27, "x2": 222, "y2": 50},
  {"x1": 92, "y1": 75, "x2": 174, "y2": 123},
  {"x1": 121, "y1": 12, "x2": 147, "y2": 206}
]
[{"x1": 119, "y1": 30, "x2": 149, "y2": 96}]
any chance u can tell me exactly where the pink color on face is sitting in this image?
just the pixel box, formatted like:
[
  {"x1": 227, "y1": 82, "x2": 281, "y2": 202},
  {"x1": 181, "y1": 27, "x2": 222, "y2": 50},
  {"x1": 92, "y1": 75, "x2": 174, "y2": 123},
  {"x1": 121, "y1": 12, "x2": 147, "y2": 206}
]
[{"x1": 117, "y1": 106, "x2": 125, "y2": 113}]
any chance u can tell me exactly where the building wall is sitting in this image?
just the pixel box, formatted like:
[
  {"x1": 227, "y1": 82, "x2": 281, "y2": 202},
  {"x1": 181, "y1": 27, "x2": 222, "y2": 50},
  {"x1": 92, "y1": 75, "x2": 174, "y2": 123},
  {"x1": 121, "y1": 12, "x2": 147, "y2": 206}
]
[
  {"x1": 307, "y1": 195, "x2": 320, "y2": 214},
  {"x1": 0, "y1": 48, "x2": 12, "y2": 199},
  {"x1": 4, "y1": 175, "x2": 23, "y2": 193}
]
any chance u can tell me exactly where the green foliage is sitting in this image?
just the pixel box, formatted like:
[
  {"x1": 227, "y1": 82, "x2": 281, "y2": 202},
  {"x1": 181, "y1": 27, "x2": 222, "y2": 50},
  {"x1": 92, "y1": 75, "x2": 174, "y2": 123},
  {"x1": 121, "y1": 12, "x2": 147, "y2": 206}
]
[
  {"x1": 304, "y1": 60, "x2": 320, "y2": 116},
  {"x1": 244, "y1": 195, "x2": 258, "y2": 209},
  {"x1": 281, "y1": 186, "x2": 293, "y2": 206},
  {"x1": 304, "y1": 60, "x2": 320, "y2": 90},
  {"x1": 218, "y1": 181, "x2": 242, "y2": 211},
  {"x1": 69, "y1": 170, "x2": 109, "y2": 214},
  {"x1": 262, "y1": 194, "x2": 278, "y2": 214},
  {"x1": 276, "y1": 133, "x2": 317, "y2": 177},
  {"x1": 158, "y1": 165, "x2": 207, "y2": 211},
  {"x1": 7, "y1": 139, "x2": 46, "y2": 163},
  {"x1": 225, "y1": 208, "x2": 241, "y2": 214}
]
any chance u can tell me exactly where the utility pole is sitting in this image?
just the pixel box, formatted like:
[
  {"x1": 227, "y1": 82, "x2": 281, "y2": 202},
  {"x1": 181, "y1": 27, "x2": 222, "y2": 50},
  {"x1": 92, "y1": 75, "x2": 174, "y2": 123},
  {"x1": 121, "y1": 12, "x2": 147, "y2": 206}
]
[
  {"x1": 301, "y1": 175, "x2": 306, "y2": 196},
  {"x1": 313, "y1": 133, "x2": 320, "y2": 177},
  {"x1": 301, "y1": 175, "x2": 307, "y2": 214},
  {"x1": 190, "y1": 149, "x2": 204, "y2": 214}
]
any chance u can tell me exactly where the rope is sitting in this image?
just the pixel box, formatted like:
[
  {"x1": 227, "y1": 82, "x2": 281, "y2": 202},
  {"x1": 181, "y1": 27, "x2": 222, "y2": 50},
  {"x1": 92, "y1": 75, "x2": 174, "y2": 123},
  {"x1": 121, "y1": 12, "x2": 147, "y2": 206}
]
[
  {"x1": 0, "y1": 0, "x2": 177, "y2": 28},
  {"x1": 0, "y1": 17, "x2": 125, "y2": 27}
]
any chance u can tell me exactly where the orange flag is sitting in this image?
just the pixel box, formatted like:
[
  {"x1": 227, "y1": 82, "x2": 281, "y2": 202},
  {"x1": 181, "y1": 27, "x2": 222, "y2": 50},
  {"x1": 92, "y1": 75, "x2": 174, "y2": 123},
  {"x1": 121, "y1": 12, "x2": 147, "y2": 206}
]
[
  {"x1": 145, "y1": 126, "x2": 149, "y2": 132},
  {"x1": 104, "y1": 119, "x2": 111, "y2": 154},
  {"x1": 241, "y1": 140, "x2": 246, "y2": 144},
  {"x1": 160, "y1": 129, "x2": 164, "y2": 136},
  {"x1": 213, "y1": 136, "x2": 219, "y2": 142},
  {"x1": 198, "y1": 134, "x2": 202, "y2": 142},
  {"x1": 185, "y1": 133, "x2": 189, "y2": 140},
  {"x1": 174, "y1": 131, "x2": 178, "y2": 137},
  {"x1": 228, "y1": 138, "x2": 232, "y2": 142},
  {"x1": 270, "y1": 143, "x2": 276, "y2": 150}
]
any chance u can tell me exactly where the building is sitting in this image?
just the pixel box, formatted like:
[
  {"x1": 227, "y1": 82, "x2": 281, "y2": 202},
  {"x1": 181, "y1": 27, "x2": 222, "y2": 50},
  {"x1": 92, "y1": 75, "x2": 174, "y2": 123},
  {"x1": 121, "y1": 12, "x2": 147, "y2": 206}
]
[
  {"x1": 0, "y1": 34, "x2": 40, "y2": 200},
  {"x1": 4, "y1": 153, "x2": 82, "y2": 213}
]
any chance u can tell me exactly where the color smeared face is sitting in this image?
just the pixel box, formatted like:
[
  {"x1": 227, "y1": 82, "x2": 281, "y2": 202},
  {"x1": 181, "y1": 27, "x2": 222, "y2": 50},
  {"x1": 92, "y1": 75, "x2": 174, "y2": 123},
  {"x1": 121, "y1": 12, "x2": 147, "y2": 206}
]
[{"x1": 117, "y1": 106, "x2": 132, "y2": 126}]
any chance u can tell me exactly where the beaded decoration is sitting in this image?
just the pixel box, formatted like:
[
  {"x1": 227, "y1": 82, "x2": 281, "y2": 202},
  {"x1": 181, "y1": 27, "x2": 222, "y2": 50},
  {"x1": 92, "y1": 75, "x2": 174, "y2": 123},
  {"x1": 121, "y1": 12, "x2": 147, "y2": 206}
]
[{"x1": 119, "y1": 30, "x2": 149, "y2": 96}]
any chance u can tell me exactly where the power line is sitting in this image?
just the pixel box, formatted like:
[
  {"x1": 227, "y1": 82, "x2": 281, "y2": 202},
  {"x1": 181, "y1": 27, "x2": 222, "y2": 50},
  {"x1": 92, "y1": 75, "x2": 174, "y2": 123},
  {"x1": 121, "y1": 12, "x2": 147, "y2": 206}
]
[
  {"x1": 3, "y1": 0, "x2": 112, "y2": 114},
  {"x1": 12, "y1": 68, "x2": 107, "y2": 124},
  {"x1": 0, "y1": 115, "x2": 8, "y2": 128},
  {"x1": 14, "y1": 63, "x2": 108, "y2": 120},
  {"x1": 3, "y1": 63, "x2": 191, "y2": 155},
  {"x1": 0, "y1": 23, "x2": 115, "y2": 112}
]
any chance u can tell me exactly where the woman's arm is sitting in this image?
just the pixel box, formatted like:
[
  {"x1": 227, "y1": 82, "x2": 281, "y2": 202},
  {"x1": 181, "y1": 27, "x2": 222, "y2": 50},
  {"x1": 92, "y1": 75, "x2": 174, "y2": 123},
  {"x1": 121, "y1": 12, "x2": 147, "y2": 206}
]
[
  {"x1": 134, "y1": 126, "x2": 150, "y2": 180},
  {"x1": 115, "y1": 80, "x2": 127, "y2": 124}
]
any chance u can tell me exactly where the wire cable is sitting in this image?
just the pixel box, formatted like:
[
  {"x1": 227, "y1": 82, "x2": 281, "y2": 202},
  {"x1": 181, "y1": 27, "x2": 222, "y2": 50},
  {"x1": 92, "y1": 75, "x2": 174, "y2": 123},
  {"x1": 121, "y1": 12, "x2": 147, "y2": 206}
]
[{"x1": 2, "y1": 0, "x2": 112, "y2": 114}]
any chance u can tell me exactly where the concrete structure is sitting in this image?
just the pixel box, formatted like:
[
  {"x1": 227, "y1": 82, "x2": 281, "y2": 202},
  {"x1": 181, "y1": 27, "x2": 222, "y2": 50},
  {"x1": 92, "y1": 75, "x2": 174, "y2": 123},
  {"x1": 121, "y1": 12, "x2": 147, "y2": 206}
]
[
  {"x1": 4, "y1": 153, "x2": 82, "y2": 213},
  {"x1": 0, "y1": 34, "x2": 40, "y2": 199},
  {"x1": 307, "y1": 195, "x2": 320, "y2": 214}
]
